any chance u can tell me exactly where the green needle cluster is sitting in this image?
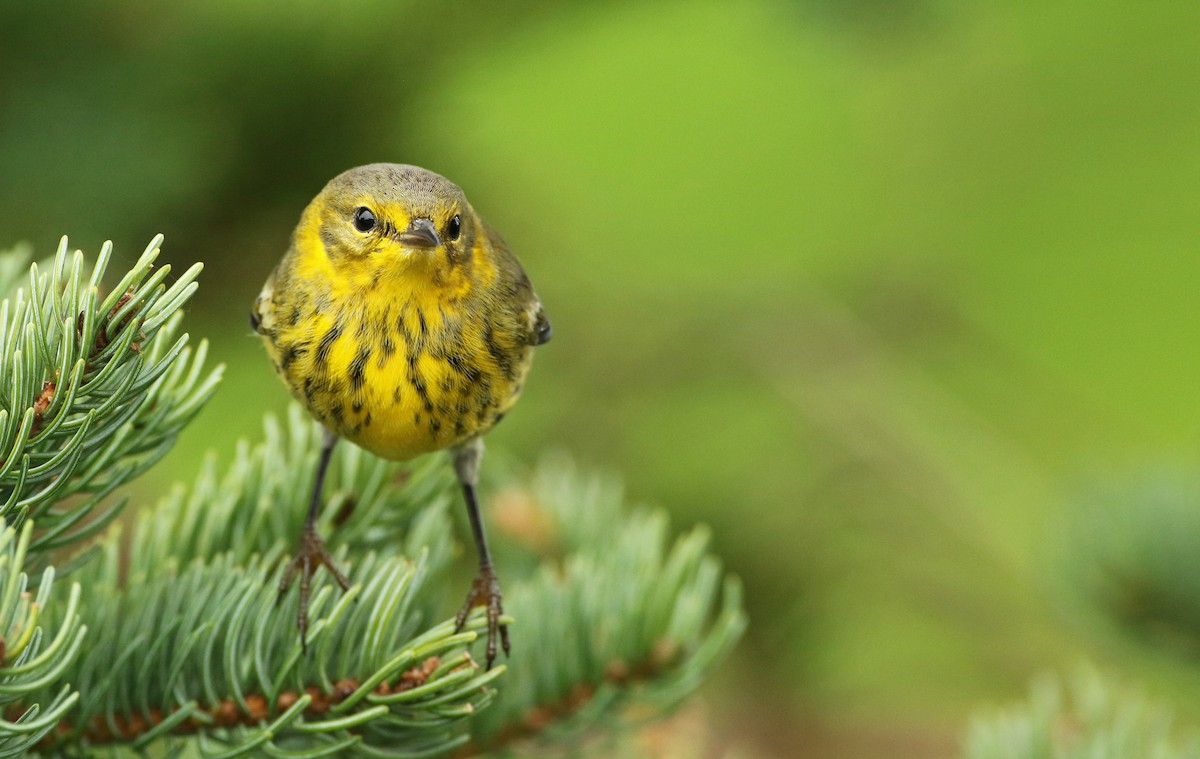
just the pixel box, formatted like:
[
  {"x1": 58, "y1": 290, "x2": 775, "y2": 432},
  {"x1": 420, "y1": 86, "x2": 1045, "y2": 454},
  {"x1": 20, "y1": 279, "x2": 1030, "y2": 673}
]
[
  {"x1": 0, "y1": 239, "x2": 745, "y2": 757},
  {"x1": 0, "y1": 236, "x2": 220, "y2": 551}
]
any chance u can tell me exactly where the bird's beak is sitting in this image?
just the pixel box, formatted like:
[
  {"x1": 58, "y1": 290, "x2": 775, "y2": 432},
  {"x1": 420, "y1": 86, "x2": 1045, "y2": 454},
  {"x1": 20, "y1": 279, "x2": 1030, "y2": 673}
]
[{"x1": 397, "y1": 218, "x2": 440, "y2": 248}]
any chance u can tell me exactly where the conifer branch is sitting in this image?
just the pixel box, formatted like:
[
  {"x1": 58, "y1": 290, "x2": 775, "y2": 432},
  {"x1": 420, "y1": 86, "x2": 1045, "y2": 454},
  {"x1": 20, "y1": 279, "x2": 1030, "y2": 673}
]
[
  {"x1": 0, "y1": 237, "x2": 222, "y2": 555},
  {"x1": 963, "y1": 670, "x2": 1200, "y2": 759},
  {"x1": 1, "y1": 239, "x2": 745, "y2": 757},
  {"x1": 466, "y1": 456, "x2": 747, "y2": 752},
  {"x1": 0, "y1": 521, "x2": 84, "y2": 757},
  {"x1": 27, "y1": 410, "x2": 744, "y2": 757},
  {"x1": 126, "y1": 405, "x2": 457, "y2": 578}
]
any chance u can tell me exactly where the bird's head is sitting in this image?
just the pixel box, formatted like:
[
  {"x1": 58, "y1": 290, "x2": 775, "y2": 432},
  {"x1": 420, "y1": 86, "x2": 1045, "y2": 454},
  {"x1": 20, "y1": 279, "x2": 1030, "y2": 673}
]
[{"x1": 298, "y1": 163, "x2": 483, "y2": 286}]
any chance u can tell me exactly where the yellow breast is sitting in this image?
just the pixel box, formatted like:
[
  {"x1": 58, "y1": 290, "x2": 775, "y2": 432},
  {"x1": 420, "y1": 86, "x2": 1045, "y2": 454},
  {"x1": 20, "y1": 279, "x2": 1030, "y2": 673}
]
[{"x1": 259, "y1": 240, "x2": 534, "y2": 460}]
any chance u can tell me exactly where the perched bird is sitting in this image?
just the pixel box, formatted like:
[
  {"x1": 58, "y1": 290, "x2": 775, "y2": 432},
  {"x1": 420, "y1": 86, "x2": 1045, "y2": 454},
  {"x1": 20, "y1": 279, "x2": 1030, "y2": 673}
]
[{"x1": 251, "y1": 163, "x2": 551, "y2": 667}]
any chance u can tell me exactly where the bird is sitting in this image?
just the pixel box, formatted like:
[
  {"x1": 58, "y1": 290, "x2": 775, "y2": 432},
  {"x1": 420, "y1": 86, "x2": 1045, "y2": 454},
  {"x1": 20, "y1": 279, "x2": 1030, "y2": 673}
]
[{"x1": 251, "y1": 163, "x2": 550, "y2": 667}]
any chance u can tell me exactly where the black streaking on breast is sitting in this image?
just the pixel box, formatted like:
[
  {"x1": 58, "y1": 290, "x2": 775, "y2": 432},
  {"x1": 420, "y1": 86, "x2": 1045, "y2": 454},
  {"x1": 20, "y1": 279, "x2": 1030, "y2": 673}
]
[
  {"x1": 349, "y1": 345, "x2": 371, "y2": 391},
  {"x1": 482, "y1": 324, "x2": 515, "y2": 380},
  {"x1": 280, "y1": 342, "x2": 304, "y2": 371},
  {"x1": 378, "y1": 333, "x2": 395, "y2": 366},
  {"x1": 446, "y1": 351, "x2": 482, "y2": 383},
  {"x1": 315, "y1": 324, "x2": 343, "y2": 366}
]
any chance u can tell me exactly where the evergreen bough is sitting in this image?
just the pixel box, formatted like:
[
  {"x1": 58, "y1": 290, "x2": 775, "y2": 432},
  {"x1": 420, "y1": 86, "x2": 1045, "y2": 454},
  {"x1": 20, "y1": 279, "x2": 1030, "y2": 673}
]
[
  {"x1": 963, "y1": 670, "x2": 1200, "y2": 759},
  {"x1": 0, "y1": 238, "x2": 746, "y2": 757}
]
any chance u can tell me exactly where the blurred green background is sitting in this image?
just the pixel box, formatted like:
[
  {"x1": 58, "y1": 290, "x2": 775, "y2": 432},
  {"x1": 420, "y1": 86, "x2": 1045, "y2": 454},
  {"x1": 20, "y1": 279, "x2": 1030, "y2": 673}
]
[{"x1": 2, "y1": 1, "x2": 1198, "y2": 756}]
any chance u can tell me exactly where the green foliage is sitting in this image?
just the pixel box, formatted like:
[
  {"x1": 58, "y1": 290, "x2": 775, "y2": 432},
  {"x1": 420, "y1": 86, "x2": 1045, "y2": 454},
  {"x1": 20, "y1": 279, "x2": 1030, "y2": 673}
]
[
  {"x1": 6, "y1": 4, "x2": 1200, "y2": 752},
  {"x1": 128, "y1": 405, "x2": 457, "y2": 576},
  {"x1": 35, "y1": 408, "x2": 743, "y2": 756},
  {"x1": 1062, "y1": 468, "x2": 1200, "y2": 656},
  {"x1": 48, "y1": 541, "x2": 503, "y2": 757},
  {"x1": 0, "y1": 241, "x2": 745, "y2": 756},
  {"x1": 963, "y1": 671, "x2": 1200, "y2": 759},
  {"x1": 962, "y1": 470, "x2": 1200, "y2": 759},
  {"x1": 0, "y1": 236, "x2": 220, "y2": 553},
  {"x1": 0, "y1": 522, "x2": 84, "y2": 756},
  {"x1": 0, "y1": 237, "x2": 219, "y2": 755},
  {"x1": 470, "y1": 457, "x2": 745, "y2": 748}
]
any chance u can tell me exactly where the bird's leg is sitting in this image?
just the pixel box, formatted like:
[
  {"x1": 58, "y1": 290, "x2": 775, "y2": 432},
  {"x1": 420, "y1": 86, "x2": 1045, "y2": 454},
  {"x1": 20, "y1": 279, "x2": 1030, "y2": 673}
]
[
  {"x1": 451, "y1": 439, "x2": 509, "y2": 669},
  {"x1": 279, "y1": 429, "x2": 351, "y2": 652}
]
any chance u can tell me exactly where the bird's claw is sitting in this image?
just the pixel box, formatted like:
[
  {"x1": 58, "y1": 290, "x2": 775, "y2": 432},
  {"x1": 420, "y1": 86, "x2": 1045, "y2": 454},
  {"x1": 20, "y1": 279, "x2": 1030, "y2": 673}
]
[
  {"x1": 454, "y1": 567, "x2": 509, "y2": 669},
  {"x1": 278, "y1": 526, "x2": 351, "y2": 653}
]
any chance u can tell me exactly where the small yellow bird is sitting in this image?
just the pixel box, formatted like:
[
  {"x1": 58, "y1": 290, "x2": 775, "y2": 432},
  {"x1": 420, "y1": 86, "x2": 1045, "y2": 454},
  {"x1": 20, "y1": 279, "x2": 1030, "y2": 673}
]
[{"x1": 251, "y1": 163, "x2": 550, "y2": 666}]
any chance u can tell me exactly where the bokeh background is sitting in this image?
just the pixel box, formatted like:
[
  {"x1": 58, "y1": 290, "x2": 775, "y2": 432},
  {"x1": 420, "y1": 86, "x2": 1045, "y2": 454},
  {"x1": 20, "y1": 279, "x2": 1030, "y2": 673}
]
[{"x1": 2, "y1": 2, "x2": 1198, "y2": 756}]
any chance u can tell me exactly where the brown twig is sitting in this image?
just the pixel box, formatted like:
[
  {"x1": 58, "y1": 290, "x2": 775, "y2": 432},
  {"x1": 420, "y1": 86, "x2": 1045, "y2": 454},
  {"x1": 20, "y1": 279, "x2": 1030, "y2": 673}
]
[
  {"x1": 30, "y1": 380, "x2": 57, "y2": 435},
  {"x1": 454, "y1": 642, "x2": 684, "y2": 758},
  {"x1": 31, "y1": 656, "x2": 442, "y2": 750},
  {"x1": 76, "y1": 286, "x2": 147, "y2": 360}
]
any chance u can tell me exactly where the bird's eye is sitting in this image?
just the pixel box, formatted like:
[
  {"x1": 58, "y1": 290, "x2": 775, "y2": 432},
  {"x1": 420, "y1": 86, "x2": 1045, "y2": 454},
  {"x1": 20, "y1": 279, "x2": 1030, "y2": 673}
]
[
  {"x1": 352, "y1": 207, "x2": 377, "y2": 233},
  {"x1": 446, "y1": 214, "x2": 462, "y2": 242}
]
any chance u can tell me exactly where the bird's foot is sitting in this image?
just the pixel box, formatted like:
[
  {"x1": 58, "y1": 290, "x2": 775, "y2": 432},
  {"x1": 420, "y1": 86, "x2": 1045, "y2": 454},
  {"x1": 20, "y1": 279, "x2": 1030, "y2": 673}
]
[
  {"x1": 454, "y1": 566, "x2": 509, "y2": 670},
  {"x1": 278, "y1": 525, "x2": 352, "y2": 653}
]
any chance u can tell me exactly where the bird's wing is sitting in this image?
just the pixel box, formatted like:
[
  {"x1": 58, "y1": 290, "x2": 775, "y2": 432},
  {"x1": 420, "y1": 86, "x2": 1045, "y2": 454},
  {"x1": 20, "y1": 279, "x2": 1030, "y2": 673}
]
[
  {"x1": 485, "y1": 222, "x2": 551, "y2": 347},
  {"x1": 250, "y1": 272, "x2": 276, "y2": 335},
  {"x1": 530, "y1": 301, "x2": 551, "y2": 345}
]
